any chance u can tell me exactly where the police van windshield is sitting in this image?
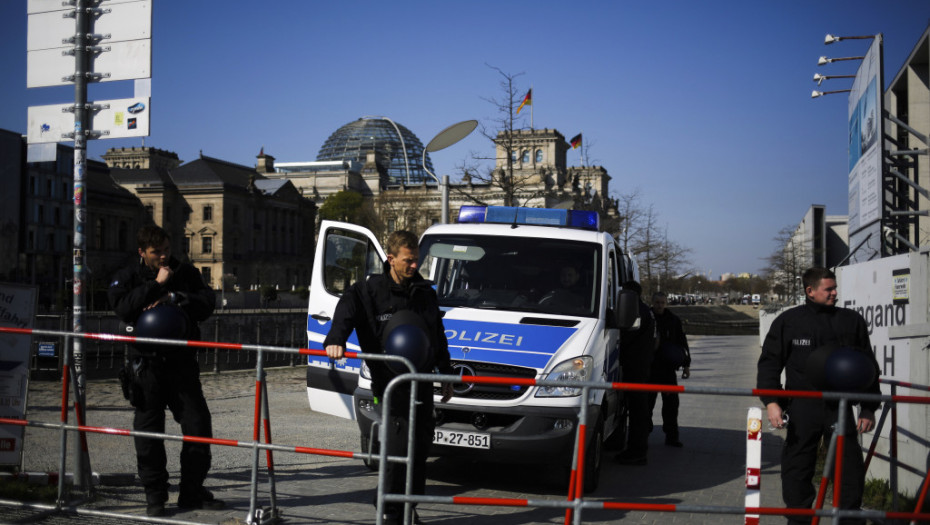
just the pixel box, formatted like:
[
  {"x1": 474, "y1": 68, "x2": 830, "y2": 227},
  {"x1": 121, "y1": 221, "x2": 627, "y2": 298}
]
[{"x1": 419, "y1": 234, "x2": 601, "y2": 318}]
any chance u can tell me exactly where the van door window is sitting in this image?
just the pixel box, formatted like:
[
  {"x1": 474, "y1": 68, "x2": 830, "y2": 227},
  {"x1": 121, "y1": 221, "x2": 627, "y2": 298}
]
[{"x1": 322, "y1": 229, "x2": 383, "y2": 296}]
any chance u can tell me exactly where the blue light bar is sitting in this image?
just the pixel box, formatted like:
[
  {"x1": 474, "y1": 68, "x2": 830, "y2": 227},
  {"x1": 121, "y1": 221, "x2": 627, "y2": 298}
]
[
  {"x1": 457, "y1": 205, "x2": 487, "y2": 223},
  {"x1": 568, "y1": 210, "x2": 600, "y2": 231},
  {"x1": 456, "y1": 205, "x2": 599, "y2": 231}
]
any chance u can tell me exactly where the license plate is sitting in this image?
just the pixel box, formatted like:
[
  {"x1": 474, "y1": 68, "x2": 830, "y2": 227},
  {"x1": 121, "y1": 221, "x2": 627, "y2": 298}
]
[{"x1": 433, "y1": 429, "x2": 491, "y2": 449}]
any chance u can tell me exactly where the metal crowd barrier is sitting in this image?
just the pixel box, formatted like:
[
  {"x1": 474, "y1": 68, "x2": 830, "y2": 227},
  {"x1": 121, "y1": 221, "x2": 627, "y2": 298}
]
[
  {"x1": 2, "y1": 324, "x2": 930, "y2": 525},
  {"x1": 374, "y1": 372, "x2": 930, "y2": 525},
  {"x1": 0, "y1": 325, "x2": 419, "y2": 525}
]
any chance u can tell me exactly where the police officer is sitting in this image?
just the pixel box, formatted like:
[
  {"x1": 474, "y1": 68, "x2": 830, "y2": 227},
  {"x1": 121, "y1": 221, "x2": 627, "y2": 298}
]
[
  {"x1": 648, "y1": 291, "x2": 690, "y2": 447},
  {"x1": 615, "y1": 281, "x2": 657, "y2": 465},
  {"x1": 108, "y1": 225, "x2": 222, "y2": 517},
  {"x1": 324, "y1": 230, "x2": 454, "y2": 525},
  {"x1": 757, "y1": 267, "x2": 880, "y2": 525}
]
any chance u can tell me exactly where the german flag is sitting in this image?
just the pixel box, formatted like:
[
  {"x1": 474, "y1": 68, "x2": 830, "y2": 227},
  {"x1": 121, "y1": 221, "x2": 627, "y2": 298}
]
[
  {"x1": 570, "y1": 133, "x2": 582, "y2": 149},
  {"x1": 517, "y1": 88, "x2": 532, "y2": 114}
]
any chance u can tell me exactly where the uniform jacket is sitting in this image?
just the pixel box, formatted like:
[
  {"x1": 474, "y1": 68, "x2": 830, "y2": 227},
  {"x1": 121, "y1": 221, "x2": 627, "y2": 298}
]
[
  {"x1": 654, "y1": 309, "x2": 691, "y2": 368},
  {"x1": 323, "y1": 262, "x2": 453, "y2": 398},
  {"x1": 108, "y1": 256, "x2": 215, "y2": 348},
  {"x1": 757, "y1": 299, "x2": 880, "y2": 412}
]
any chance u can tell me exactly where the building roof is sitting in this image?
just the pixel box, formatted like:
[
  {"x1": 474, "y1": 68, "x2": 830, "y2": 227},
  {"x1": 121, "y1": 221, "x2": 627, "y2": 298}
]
[
  {"x1": 109, "y1": 166, "x2": 174, "y2": 186},
  {"x1": 170, "y1": 154, "x2": 266, "y2": 188}
]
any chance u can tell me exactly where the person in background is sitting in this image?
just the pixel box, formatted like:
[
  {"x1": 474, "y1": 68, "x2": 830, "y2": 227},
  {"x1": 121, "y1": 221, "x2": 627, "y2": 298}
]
[
  {"x1": 615, "y1": 281, "x2": 657, "y2": 465},
  {"x1": 648, "y1": 291, "x2": 691, "y2": 447}
]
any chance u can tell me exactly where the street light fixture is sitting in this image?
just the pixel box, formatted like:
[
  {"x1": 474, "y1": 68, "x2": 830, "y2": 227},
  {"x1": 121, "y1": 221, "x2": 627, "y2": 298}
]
[
  {"x1": 423, "y1": 120, "x2": 478, "y2": 223},
  {"x1": 824, "y1": 34, "x2": 876, "y2": 45},
  {"x1": 811, "y1": 89, "x2": 852, "y2": 99},
  {"x1": 813, "y1": 72, "x2": 856, "y2": 86},
  {"x1": 818, "y1": 55, "x2": 865, "y2": 66}
]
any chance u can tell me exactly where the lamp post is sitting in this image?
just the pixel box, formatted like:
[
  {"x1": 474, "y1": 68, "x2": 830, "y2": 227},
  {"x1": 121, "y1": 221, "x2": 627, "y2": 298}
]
[
  {"x1": 812, "y1": 89, "x2": 852, "y2": 99},
  {"x1": 818, "y1": 55, "x2": 865, "y2": 66},
  {"x1": 422, "y1": 120, "x2": 478, "y2": 223}
]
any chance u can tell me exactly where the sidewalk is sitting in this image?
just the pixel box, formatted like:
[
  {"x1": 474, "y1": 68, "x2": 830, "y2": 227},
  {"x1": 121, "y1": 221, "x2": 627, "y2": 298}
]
[{"x1": 7, "y1": 335, "x2": 795, "y2": 524}]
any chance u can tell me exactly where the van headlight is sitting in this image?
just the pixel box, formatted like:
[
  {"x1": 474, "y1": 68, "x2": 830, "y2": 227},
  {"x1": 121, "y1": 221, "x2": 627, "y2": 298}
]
[
  {"x1": 360, "y1": 361, "x2": 371, "y2": 380},
  {"x1": 536, "y1": 356, "x2": 592, "y2": 397}
]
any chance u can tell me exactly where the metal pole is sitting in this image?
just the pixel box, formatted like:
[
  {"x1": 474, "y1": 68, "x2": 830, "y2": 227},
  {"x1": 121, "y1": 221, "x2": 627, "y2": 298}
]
[
  {"x1": 248, "y1": 348, "x2": 265, "y2": 523},
  {"x1": 441, "y1": 175, "x2": 449, "y2": 224},
  {"x1": 71, "y1": 0, "x2": 92, "y2": 491}
]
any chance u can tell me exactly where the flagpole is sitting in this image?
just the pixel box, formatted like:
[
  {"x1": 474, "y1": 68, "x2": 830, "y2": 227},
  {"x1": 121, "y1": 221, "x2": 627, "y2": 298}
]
[
  {"x1": 530, "y1": 85, "x2": 534, "y2": 130},
  {"x1": 580, "y1": 130, "x2": 585, "y2": 167}
]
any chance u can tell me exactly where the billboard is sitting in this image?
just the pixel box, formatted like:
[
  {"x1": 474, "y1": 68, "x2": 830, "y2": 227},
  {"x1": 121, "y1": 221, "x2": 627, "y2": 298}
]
[
  {"x1": 847, "y1": 36, "x2": 884, "y2": 264},
  {"x1": 0, "y1": 283, "x2": 37, "y2": 468}
]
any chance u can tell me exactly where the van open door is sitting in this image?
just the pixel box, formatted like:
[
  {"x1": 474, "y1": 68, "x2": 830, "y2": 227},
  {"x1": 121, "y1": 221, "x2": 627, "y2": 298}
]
[{"x1": 306, "y1": 221, "x2": 385, "y2": 419}]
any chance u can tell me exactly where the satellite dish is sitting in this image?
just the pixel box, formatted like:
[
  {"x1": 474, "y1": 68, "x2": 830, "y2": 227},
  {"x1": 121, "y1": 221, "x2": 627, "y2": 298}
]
[{"x1": 425, "y1": 120, "x2": 478, "y2": 153}]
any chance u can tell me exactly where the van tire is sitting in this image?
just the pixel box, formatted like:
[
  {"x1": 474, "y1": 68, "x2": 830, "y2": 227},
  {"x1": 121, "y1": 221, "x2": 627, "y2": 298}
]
[
  {"x1": 583, "y1": 417, "x2": 604, "y2": 493},
  {"x1": 360, "y1": 432, "x2": 379, "y2": 471}
]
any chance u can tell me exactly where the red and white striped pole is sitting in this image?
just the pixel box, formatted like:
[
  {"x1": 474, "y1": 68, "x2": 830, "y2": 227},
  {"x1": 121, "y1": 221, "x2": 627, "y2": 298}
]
[{"x1": 746, "y1": 407, "x2": 763, "y2": 525}]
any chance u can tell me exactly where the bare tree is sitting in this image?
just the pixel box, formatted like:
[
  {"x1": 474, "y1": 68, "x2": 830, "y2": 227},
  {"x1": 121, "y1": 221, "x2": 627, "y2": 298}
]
[
  {"x1": 764, "y1": 225, "x2": 808, "y2": 304},
  {"x1": 455, "y1": 65, "x2": 546, "y2": 207}
]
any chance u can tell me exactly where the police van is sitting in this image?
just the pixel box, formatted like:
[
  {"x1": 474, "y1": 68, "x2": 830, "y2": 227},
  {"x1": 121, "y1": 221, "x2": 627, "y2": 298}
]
[{"x1": 306, "y1": 205, "x2": 639, "y2": 490}]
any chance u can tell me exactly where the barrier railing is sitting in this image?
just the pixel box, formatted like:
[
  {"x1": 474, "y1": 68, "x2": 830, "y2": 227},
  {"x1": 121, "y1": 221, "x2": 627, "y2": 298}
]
[
  {"x1": 2, "y1": 324, "x2": 929, "y2": 525},
  {"x1": 374, "y1": 371, "x2": 930, "y2": 525},
  {"x1": 0, "y1": 325, "x2": 419, "y2": 525}
]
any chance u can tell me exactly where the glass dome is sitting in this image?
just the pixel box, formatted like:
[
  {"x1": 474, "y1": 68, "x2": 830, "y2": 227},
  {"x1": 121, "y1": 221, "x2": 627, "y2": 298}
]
[{"x1": 316, "y1": 116, "x2": 434, "y2": 186}]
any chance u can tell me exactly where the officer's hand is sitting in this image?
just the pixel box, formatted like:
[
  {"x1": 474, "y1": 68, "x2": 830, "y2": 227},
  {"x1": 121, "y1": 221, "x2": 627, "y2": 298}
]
[
  {"x1": 156, "y1": 265, "x2": 173, "y2": 285},
  {"x1": 440, "y1": 382, "x2": 454, "y2": 403},
  {"x1": 144, "y1": 294, "x2": 171, "y2": 310},
  {"x1": 681, "y1": 367, "x2": 690, "y2": 379},
  {"x1": 766, "y1": 402, "x2": 785, "y2": 429},
  {"x1": 857, "y1": 409, "x2": 876, "y2": 433},
  {"x1": 325, "y1": 345, "x2": 345, "y2": 360}
]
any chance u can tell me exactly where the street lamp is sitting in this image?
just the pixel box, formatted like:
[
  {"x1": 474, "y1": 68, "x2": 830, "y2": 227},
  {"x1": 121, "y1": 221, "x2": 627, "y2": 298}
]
[
  {"x1": 818, "y1": 55, "x2": 865, "y2": 66},
  {"x1": 813, "y1": 72, "x2": 855, "y2": 86},
  {"x1": 811, "y1": 89, "x2": 852, "y2": 99},
  {"x1": 423, "y1": 120, "x2": 478, "y2": 223},
  {"x1": 824, "y1": 34, "x2": 875, "y2": 45}
]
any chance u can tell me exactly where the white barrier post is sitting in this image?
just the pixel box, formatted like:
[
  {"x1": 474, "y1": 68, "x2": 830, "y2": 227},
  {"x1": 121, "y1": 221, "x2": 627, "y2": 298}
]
[{"x1": 745, "y1": 407, "x2": 763, "y2": 525}]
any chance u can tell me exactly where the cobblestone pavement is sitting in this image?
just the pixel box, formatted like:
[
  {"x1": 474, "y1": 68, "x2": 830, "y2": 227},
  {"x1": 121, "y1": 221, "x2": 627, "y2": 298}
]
[{"x1": 4, "y1": 335, "x2": 803, "y2": 524}]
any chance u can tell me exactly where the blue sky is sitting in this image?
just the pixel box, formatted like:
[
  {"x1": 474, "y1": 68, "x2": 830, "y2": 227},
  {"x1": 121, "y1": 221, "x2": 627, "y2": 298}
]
[{"x1": 3, "y1": 1, "x2": 929, "y2": 278}]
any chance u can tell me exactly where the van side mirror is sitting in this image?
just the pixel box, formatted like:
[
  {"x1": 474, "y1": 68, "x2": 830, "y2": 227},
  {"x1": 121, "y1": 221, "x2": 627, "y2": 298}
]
[{"x1": 615, "y1": 289, "x2": 639, "y2": 330}]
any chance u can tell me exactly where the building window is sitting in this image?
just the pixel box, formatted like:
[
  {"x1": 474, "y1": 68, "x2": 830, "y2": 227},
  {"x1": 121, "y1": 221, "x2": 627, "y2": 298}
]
[
  {"x1": 29, "y1": 176, "x2": 36, "y2": 195},
  {"x1": 54, "y1": 207, "x2": 60, "y2": 225},
  {"x1": 27, "y1": 231, "x2": 34, "y2": 250},
  {"x1": 47, "y1": 233, "x2": 55, "y2": 251},
  {"x1": 118, "y1": 221, "x2": 128, "y2": 251},
  {"x1": 37, "y1": 204, "x2": 44, "y2": 223},
  {"x1": 183, "y1": 236, "x2": 191, "y2": 255},
  {"x1": 387, "y1": 218, "x2": 396, "y2": 232},
  {"x1": 95, "y1": 218, "x2": 105, "y2": 249},
  {"x1": 536, "y1": 149, "x2": 543, "y2": 163},
  {"x1": 46, "y1": 180, "x2": 52, "y2": 197},
  {"x1": 521, "y1": 150, "x2": 530, "y2": 163},
  {"x1": 202, "y1": 236, "x2": 213, "y2": 254},
  {"x1": 201, "y1": 266, "x2": 212, "y2": 285},
  {"x1": 203, "y1": 205, "x2": 213, "y2": 221}
]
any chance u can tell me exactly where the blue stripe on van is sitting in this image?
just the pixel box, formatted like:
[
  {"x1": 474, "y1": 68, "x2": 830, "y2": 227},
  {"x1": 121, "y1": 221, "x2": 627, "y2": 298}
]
[{"x1": 443, "y1": 319, "x2": 576, "y2": 370}]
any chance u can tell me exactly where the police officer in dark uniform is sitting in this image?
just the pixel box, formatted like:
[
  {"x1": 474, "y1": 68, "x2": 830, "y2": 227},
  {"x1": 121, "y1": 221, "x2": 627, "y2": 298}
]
[
  {"x1": 108, "y1": 225, "x2": 223, "y2": 517},
  {"x1": 324, "y1": 230, "x2": 454, "y2": 525},
  {"x1": 615, "y1": 281, "x2": 657, "y2": 465},
  {"x1": 648, "y1": 291, "x2": 691, "y2": 447},
  {"x1": 757, "y1": 267, "x2": 881, "y2": 525}
]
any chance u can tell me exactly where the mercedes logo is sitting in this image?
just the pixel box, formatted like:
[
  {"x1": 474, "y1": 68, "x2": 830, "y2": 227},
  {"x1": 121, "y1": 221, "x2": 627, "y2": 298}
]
[{"x1": 452, "y1": 363, "x2": 476, "y2": 395}]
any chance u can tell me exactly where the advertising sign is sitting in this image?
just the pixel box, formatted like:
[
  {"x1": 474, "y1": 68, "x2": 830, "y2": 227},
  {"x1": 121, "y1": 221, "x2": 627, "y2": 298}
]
[
  {"x1": 847, "y1": 37, "x2": 883, "y2": 264},
  {"x1": 28, "y1": 97, "x2": 151, "y2": 143},
  {"x1": 0, "y1": 283, "x2": 38, "y2": 468}
]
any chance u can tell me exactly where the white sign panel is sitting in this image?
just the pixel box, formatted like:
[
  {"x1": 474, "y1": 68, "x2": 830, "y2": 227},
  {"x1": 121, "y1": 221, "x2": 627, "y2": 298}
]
[
  {"x1": 837, "y1": 254, "x2": 911, "y2": 424},
  {"x1": 28, "y1": 1, "x2": 151, "y2": 52},
  {"x1": 847, "y1": 38, "x2": 883, "y2": 236},
  {"x1": 0, "y1": 283, "x2": 37, "y2": 467},
  {"x1": 27, "y1": 39, "x2": 151, "y2": 88},
  {"x1": 28, "y1": 97, "x2": 150, "y2": 143}
]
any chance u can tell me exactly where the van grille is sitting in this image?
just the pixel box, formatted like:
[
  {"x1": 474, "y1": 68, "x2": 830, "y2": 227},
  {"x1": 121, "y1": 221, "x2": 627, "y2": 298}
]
[{"x1": 434, "y1": 361, "x2": 538, "y2": 400}]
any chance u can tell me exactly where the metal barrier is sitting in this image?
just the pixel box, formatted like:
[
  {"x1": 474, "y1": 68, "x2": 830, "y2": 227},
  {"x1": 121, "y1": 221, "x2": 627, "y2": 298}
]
[
  {"x1": 374, "y1": 372, "x2": 930, "y2": 525},
  {"x1": 0, "y1": 325, "x2": 418, "y2": 525},
  {"x1": 2, "y1": 324, "x2": 929, "y2": 525}
]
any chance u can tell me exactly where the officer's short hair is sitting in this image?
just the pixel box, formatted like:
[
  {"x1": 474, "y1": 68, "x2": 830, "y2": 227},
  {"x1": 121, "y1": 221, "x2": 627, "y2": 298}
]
[
  {"x1": 802, "y1": 267, "x2": 836, "y2": 290},
  {"x1": 138, "y1": 225, "x2": 169, "y2": 251},
  {"x1": 386, "y1": 230, "x2": 418, "y2": 256},
  {"x1": 652, "y1": 291, "x2": 667, "y2": 301}
]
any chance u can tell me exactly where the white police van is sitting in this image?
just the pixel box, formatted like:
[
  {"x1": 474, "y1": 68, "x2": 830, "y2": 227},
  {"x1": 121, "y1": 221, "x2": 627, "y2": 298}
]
[{"x1": 306, "y1": 205, "x2": 639, "y2": 490}]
